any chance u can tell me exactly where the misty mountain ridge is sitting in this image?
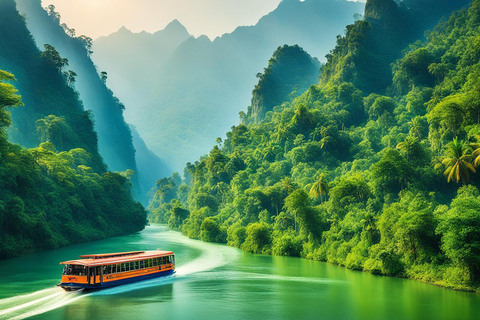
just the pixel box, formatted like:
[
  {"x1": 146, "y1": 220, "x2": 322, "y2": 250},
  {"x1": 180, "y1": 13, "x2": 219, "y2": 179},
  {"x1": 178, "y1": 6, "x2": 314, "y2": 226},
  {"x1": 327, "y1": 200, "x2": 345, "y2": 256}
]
[{"x1": 93, "y1": 0, "x2": 366, "y2": 172}]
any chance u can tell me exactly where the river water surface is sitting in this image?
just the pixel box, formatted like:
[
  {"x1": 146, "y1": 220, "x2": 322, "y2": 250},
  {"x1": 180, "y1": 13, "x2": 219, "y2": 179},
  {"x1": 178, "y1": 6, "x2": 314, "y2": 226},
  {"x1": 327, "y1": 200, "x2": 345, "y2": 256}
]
[{"x1": 0, "y1": 225, "x2": 479, "y2": 320}]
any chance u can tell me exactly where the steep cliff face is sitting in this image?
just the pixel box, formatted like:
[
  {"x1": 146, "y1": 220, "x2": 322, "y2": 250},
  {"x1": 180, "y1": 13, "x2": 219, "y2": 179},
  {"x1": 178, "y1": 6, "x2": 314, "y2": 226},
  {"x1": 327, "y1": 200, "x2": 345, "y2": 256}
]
[
  {"x1": 92, "y1": 0, "x2": 365, "y2": 171},
  {"x1": 0, "y1": 0, "x2": 105, "y2": 172},
  {"x1": 15, "y1": 0, "x2": 136, "y2": 172},
  {"x1": 15, "y1": 0, "x2": 170, "y2": 200},
  {"x1": 129, "y1": 124, "x2": 172, "y2": 198},
  {"x1": 0, "y1": 0, "x2": 146, "y2": 259},
  {"x1": 320, "y1": 0, "x2": 471, "y2": 94},
  {"x1": 248, "y1": 45, "x2": 320, "y2": 123}
]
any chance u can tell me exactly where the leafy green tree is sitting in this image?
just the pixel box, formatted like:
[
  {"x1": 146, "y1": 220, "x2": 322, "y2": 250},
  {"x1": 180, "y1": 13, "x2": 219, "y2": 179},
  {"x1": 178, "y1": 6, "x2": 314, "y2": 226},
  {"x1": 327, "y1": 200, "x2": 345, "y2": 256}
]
[
  {"x1": 428, "y1": 94, "x2": 468, "y2": 138},
  {"x1": 41, "y1": 44, "x2": 69, "y2": 72},
  {"x1": 329, "y1": 174, "x2": 371, "y2": 214},
  {"x1": 227, "y1": 225, "x2": 247, "y2": 248},
  {"x1": 272, "y1": 232, "x2": 302, "y2": 256},
  {"x1": 200, "y1": 217, "x2": 225, "y2": 243},
  {"x1": 393, "y1": 193, "x2": 438, "y2": 265},
  {"x1": 241, "y1": 222, "x2": 272, "y2": 254},
  {"x1": 0, "y1": 70, "x2": 23, "y2": 128},
  {"x1": 168, "y1": 201, "x2": 190, "y2": 230},
  {"x1": 365, "y1": 95, "x2": 396, "y2": 120},
  {"x1": 371, "y1": 149, "x2": 413, "y2": 195},
  {"x1": 437, "y1": 191, "x2": 480, "y2": 282},
  {"x1": 284, "y1": 189, "x2": 324, "y2": 240}
]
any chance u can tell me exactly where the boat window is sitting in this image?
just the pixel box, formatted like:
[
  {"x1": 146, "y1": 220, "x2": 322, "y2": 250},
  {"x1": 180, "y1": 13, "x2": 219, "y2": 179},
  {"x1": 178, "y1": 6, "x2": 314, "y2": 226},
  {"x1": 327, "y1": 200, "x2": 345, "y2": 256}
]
[
  {"x1": 63, "y1": 264, "x2": 87, "y2": 276},
  {"x1": 130, "y1": 262, "x2": 134, "y2": 271},
  {"x1": 139, "y1": 260, "x2": 144, "y2": 269},
  {"x1": 121, "y1": 263, "x2": 126, "y2": 272},
  {"x1": 106, "y1": 265, "x2": 111, "y2": 274},
  {"x1": 63, "y1": 265, "x2": 69, "y2": 275},
  {"x1": 153, "y1": 258, "x2": 157, "y2": 266},
  {"x1": 134, "y1": 261, "x2": 139, "y2": 270}
]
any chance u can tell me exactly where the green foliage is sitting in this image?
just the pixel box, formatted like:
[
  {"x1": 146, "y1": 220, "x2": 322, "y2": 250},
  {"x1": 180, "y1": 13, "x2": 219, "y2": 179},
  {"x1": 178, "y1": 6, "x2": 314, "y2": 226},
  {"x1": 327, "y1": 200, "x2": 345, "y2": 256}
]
[
  {"x1": 200, "y1": 217, "x2": 227, "y2": 243},
  {"x1": 241, "y1": 222, "x2": 272, "y2": 254},
  {"x1": 148, "y1": 0, "x2": 480, "y2": 292},
  {"x1": 272, "y1": 231, "x2": 303, "y2": 257},
  {"x1": 0, "y1": 45, "x2": 146, "y2": 258},
  {"x1": 41, "y1": 44, "x2": 69, "y2": 72},
  {"x1": 437, "y1": 188, "x2": 480, "y2": 282},
  {"x1": 248, "y1": 45, "x2": 320, "y2": 123}
]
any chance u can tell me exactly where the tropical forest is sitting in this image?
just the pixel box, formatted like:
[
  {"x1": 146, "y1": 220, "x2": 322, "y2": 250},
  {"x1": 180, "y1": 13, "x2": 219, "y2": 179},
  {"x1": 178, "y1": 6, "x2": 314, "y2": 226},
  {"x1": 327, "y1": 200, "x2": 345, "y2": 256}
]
[
  {"x1": 2, "y1": 0, "x2": 480, "y2": 319},
  {"x1": 149, "y1": 0, "x2": 480, "y2": 292}
]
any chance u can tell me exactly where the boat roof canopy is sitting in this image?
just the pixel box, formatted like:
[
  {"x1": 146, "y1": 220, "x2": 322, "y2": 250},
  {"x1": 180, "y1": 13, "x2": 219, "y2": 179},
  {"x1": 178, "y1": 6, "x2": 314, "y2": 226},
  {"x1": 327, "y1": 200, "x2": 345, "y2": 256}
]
[
  {"x1": 60, "y1": 250, "x2": 174, "y2": 267},
  {"x1": 80, "y1": 251, "x2": 145, "y2": 259}
]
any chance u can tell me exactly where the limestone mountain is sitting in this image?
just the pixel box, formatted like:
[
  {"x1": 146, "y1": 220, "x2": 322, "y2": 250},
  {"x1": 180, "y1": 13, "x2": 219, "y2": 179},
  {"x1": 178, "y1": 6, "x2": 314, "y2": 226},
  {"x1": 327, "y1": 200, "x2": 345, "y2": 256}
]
[{"x1": 92, "y1": 0, "x2": 365, "y2": 171}]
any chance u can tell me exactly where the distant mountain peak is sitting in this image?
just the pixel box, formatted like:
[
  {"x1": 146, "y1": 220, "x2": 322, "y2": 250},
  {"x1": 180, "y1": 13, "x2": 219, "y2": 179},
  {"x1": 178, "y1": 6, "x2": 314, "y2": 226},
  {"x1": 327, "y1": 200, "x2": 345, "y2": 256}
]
[
  {"x1": 163, "y1": 19, "x2": 189, "y2": 34},
  {"x1": 196, "y1": 35, "x2": 212, "y2": 43},
  {"x1": 117, "y1": 26, "x2": 133, "y2": 34}
]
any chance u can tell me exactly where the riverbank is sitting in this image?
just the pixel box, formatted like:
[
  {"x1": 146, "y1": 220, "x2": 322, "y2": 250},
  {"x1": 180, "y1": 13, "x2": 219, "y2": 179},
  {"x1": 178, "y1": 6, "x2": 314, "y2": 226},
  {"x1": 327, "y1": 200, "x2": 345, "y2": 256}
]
[
  {"x1": 1, "y1": 225, "x2": 480, "y2": 320},
  {"x1": 162, "y1": 223, "x2": 480, "y2": 294}
]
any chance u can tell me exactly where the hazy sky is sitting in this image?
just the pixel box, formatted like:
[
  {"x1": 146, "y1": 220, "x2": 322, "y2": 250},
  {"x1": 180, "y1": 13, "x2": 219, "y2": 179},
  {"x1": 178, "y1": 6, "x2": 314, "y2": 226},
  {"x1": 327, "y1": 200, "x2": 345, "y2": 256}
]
[
  {"x1": 41, "y1": 0, "x2": 283, "y2": 39},
  {"x1": 41, "y1": 0, "x2": 365, "y2": 40}
]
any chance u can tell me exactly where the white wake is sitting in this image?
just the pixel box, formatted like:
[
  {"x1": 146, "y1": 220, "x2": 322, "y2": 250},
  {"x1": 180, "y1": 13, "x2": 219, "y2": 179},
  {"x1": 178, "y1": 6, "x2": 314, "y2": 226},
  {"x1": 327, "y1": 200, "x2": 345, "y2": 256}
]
[{"x1": 0, "y1": 228, "x2": 239, "y2": 319}]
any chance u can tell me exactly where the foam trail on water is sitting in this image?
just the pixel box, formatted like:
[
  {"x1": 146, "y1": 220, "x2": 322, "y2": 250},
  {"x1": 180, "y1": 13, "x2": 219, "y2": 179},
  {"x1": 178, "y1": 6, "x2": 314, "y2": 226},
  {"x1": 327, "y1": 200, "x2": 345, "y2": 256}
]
[
  {"x1": 0, "y1": 229, "x2": 240, "y2": 318},
  {"x1": 95, "y1": 235, "x2": 240, "y2": 296},
  {"x1": 0, "y1": 288, "x2": 57, "y2": 307},
  {"x1": 176, "y1": 241, "x2": 237, "y2": 277},
  {"x1": 9, "y1": 292, "x2": 87, "y2": 320},
  {"x1": 199, "y1": 271, "x2": 345, "y2": 285},
  {"x1": 147, "y1": 227, "x2": 239, "y2": 277},
  {"x1": 0, "y1": 288, "x2": 86, "y2": 320}
]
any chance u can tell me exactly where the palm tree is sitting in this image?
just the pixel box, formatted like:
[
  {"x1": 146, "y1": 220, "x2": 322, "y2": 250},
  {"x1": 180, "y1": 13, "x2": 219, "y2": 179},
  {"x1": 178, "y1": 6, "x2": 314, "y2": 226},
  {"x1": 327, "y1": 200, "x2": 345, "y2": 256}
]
[
  {"x1": 396, "y1": 135, "x2": 418, "y2": 163},
  {"x1": 275, "y1": 123, "x2": 290, "y2": 143},
  {"x1": 310, "y1": 127, "x2": 322, "y2": 141},
  {"x1": 440, "y1": 138, "x2": 475, "y2": 184},
  {"x1": 409, "y1": 117, "x2": 423, "y2": 139},
  {"x1": 319, "y1": 126, "x2": 337, "y2": 151},
  {"x1": 470, "y1": 135, "x2": 480, "y2": 168},
  {"x1": 263, "y1": 146, "x2": 275, "y2": 162},
  {"x1": 309, "y1": 173, "x2": 329, "y2": 204},
  {"x1": 281, "y1": 177, "x2": 297, "y2": 195},
  {"x1": 292, "y1": 104, "x2": 314, "y2": 133}
]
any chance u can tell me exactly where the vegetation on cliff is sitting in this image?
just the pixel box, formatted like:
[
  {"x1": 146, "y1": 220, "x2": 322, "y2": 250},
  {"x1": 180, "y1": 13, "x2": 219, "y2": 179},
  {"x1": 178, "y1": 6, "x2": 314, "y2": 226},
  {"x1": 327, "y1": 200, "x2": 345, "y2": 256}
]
[{"x1": 150, "y1": 0, "x2": 480, "y2": 291}]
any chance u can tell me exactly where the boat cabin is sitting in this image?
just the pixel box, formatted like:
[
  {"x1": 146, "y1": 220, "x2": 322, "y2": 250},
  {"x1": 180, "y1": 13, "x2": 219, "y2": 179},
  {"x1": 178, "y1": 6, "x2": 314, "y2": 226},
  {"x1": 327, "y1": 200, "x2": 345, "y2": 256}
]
[{"x1": 59, "y1": 250, "x2": 175, "y2": 291}]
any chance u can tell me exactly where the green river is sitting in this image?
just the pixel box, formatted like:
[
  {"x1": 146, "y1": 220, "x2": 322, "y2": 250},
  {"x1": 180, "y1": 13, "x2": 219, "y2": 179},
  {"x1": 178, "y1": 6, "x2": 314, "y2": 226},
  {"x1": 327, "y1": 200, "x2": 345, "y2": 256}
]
[{"x1": 0, "y1": 225, "x2": 479, "y2": 320}]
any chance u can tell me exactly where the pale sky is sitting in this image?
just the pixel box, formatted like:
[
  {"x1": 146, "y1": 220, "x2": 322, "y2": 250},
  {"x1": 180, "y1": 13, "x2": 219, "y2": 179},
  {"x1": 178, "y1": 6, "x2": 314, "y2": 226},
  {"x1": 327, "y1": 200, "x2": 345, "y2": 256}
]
[
  {"x1": 41, "y1": 0, "x2": 282, "y2": 39},
  {"x1": 41, "y1": 0, "x2": 365, "y2": 40}
]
